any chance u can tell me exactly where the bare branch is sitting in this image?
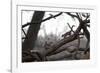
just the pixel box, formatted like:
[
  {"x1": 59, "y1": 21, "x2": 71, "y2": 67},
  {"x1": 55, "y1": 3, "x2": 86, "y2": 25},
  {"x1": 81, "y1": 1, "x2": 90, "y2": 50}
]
[
  {"x1": 86, "y1": 24, "x2": 90, "y2": 27},
  {"x1": 66, "y1": 12, "x2": 78, "y2": 18},
  {"x1": 46, "y1": 25, "x2": 82, "y2": 56},
  {"x1": 76, "y1": 13, "x2": 82, "y2": 22},
  {"x1": 22, "y1": 28, "x2": 28, "y2": 39},
  {"x1": 67, "y1": 23, "x2": 75, "y2": 32},
  {"x1": 61, "y1": 23, "x2": 75, "y2": 38},
  {"x1": 22, "y1": 12, "x2": 62, "y2": 28},
  {"x1": 65, "y1": 12, "x2": 82, "y2": 23}
]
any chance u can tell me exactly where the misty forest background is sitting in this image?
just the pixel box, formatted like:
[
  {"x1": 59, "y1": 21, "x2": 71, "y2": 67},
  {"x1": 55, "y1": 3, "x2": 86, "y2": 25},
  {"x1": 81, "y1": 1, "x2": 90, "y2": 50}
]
[{"x1": 22, "y1": 11, "x2": 90, "y2": 62}]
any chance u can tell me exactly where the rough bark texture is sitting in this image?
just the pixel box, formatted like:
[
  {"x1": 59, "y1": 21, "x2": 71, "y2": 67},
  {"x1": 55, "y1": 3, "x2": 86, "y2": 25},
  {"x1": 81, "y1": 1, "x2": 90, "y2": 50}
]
[
  {"x1": 22, "y1": 11, "x2": 45, "y2": 51},
  {"x1": 22, "y1": 11, "x2": 45, "y2": 62}
]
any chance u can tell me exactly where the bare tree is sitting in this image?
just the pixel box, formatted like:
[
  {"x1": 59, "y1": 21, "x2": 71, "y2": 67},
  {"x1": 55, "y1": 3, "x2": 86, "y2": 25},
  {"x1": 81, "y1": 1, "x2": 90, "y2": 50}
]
[{"x1": 22, "y1": 11, "x2": 90, "y2": 62}]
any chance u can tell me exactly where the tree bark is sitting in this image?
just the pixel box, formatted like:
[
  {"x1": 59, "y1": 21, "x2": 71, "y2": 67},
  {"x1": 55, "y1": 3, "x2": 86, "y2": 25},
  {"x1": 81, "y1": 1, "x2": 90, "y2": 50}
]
[{"x1": 22, "y1": 11, "x2": 45, "y2": 62}]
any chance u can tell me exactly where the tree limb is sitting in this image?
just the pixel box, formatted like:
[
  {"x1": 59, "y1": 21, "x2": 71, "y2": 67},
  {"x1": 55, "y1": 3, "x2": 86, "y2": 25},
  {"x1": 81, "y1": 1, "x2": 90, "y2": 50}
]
[
  {"x1": 22, "y1": 12, "x2": 62, "y2": 28},
  {"x1": 46, "y1": 25, "x2": 82, "y2": 56}
]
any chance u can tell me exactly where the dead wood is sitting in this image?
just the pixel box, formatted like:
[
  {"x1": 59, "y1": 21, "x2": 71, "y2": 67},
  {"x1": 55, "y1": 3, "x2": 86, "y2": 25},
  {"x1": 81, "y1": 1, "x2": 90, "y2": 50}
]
[
  {"x1": 46, "y1": 50, "x2": 72, "y2": 61},
  {"x1": 46, "y1": 25, "x2": 81, "y2": 56}
]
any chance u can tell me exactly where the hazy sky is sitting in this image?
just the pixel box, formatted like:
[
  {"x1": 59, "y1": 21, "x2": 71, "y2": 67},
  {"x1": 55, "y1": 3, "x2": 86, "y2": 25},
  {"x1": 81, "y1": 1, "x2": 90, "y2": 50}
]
[{"x1": 22, "y1": 11, "x2": 80, "y2": 39}]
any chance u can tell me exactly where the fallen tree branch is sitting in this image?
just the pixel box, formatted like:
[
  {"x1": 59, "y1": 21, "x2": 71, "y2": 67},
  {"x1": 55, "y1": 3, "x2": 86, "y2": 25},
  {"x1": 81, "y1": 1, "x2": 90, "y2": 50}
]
[
  {"x1": 46, "y1": 24, "x2": 82, "y2": 56},
  {"x1": 46, "y1": 18, "x2": 90, "y2": 56}
]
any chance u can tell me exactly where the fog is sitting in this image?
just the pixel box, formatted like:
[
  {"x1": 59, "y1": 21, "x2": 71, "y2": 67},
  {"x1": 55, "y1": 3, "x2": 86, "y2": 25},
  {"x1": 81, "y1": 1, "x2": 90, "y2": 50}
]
[{"x1": 22, "y1": 11, "x2": 79, "y2": 39}]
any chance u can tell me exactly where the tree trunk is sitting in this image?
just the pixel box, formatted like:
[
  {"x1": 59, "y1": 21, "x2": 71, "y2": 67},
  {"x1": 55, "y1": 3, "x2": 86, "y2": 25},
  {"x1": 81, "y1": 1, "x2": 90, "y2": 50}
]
[{"x1": 22, "y1": 11, "x2": 45, "y2": 61}]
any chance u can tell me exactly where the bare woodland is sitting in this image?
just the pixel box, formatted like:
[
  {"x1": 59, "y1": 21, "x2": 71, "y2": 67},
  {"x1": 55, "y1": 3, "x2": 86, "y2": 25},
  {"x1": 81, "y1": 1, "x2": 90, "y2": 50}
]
[{"x1": 22, "y1": 11, "x2": 90, "y2": 62}]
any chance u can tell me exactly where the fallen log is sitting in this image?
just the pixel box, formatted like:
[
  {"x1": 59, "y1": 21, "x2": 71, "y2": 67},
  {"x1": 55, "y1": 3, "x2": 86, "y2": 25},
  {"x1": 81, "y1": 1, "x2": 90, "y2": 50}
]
[
  {"x1": 46, "y1": 50, "x2": 72, "y2": 61},
  {"x1": 46, "y1": 25, "x2": 82, "y2": 56},
  {"x1": 49, "y1": 45, "x2": 78, "y2": 56}
]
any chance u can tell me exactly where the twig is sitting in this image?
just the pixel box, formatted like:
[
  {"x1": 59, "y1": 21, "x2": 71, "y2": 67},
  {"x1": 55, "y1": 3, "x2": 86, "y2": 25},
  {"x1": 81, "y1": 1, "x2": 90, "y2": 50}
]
[
  {"x1": 65, "y1": 12, "x2": 82, "y2": 23},
  {"x1": 67, "y1": 23, "x2": 75, "y2": 33},
  {"x1": 22, "y1": 28, "x2": 27, "y2": 38}
]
